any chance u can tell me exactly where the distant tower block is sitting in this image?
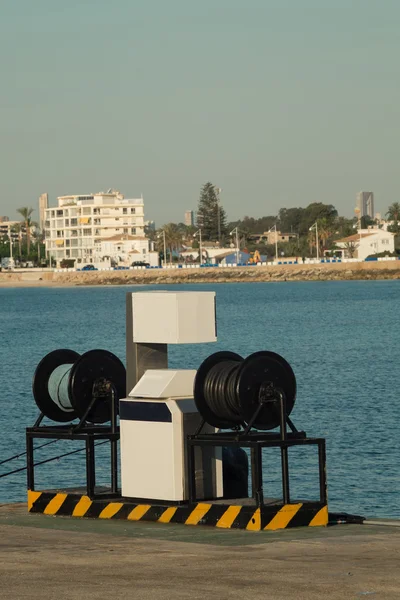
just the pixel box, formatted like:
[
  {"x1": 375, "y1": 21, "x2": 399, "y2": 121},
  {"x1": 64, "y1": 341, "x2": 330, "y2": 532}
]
[
  {"x1": 39, "y1": 193, "x2": 48, "y2": 231},
  {"x1": 185, "y1": 210, "x2": 195, "y2": 227},
  {"x1": 356, "y1": 192, "x2": 374, "y2": 219}
]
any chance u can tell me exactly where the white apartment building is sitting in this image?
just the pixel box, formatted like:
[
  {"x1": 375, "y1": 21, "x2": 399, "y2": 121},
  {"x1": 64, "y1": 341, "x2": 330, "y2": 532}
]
[
  {"x1": 335, "y1": 229, "x2": 395, "y2": 260},
  {"x1": 44, "y1": 190, "x2": 154, "y2": 265}
]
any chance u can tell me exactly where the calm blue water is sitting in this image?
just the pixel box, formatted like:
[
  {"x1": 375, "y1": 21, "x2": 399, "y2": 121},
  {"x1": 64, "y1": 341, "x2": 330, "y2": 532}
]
[{"x1": 0, "y1": 281, "x2": 399, "y2": 519}]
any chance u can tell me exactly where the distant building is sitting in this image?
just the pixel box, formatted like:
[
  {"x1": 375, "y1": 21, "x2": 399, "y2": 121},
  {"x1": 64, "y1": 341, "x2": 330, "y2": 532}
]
[
  {"x1": 44, "y1": 189, "x2": 156, "y2": 266},
  {"x1": 335, "y1": 229, "x2": 394, "y2": 260},
  {"x1": 39, "y1": 193, "x2": 48, "y2": 231},
  {"x1": 145, "y1": 220, "x2": 156, "y2": 231},
  {"x1": 249, "y1": 230, "x2": 298, "y2": 245},
  {"x1": 356, "y1": 191, "x2": 374, "y2": 219},
  {"x1": 0, "y1": 216, "x2": 9, "y2": 223},
  {"x1": 0, "y1": 220, "x2": 23, "y2": 243},
  {"x1": 184, "y1": 210, "x2": 195, "y2": 227}
]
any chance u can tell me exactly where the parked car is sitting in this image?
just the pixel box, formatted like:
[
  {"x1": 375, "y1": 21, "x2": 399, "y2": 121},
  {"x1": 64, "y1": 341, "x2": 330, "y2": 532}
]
[
  {"x1": 132, "y1": 261, "x2": 150, "y2": 267},
  {"x1": 82, "y1": 264, "x2": 97, "y2": 271}
]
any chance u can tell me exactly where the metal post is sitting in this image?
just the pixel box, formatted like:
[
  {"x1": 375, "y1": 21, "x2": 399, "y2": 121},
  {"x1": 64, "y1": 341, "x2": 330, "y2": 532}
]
[
  {"x1": 26, "y1": 434, "x2": 34, "y2": 491},
  {"x1": 187, "y1": 440, "x2": 197, "y2": 503},
  {"x1": 251, "y1": 445, "x2": 264, "y2": 507},
  {"x1": 86, "y1": 436, "x2": 96, "y2": 498},
  {"x1": 8, "y1": 225, "x2": 13, "y2": 260},
  {"x1": 274, "y1": 226, "x2": 278, "y2": 262},
  {"x1": 316, "y1": 221, "x2": 319, "y2": 261},
  {"x1": 279, "y1": 391, "x2": 290, "y2": 504},
  {"x1": 110, "y1": 389, "x2": 118, "y2": 494},
  {"x1": 318, "y1": 440, "x2": 327, "y2": 504},
  {"x1": 199, "y1": 229, "x2": 202, "y2": 266}
]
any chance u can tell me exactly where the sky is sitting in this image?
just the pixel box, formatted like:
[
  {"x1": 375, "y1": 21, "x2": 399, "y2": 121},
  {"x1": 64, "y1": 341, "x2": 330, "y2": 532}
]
[{"x1": 1, "y1": 0, "x2": 399, "y2": 225}]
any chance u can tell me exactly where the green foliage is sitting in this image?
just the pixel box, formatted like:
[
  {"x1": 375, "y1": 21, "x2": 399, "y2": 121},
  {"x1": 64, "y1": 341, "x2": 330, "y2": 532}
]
[
  {"x1": 197, "y1": 182, "x2": 227, "y2": 241},
  {"x1": 365, "y1": 250, "x2": 397, "y2": 259},
  {"x1": 386, "y1": 202, "x2": 400, "y2": 222},
  {"x1": 278, "y1": 203, "x2": 338, "y2": 236}
]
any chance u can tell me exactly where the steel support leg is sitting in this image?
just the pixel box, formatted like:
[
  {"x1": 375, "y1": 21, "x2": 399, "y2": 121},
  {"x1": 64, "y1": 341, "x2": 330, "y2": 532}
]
[
  {"x1": 86, "y1": 436, "x2": 96, "y2": 498},
  {"x1": 26, "y1": 434, "x2": 34, "y2": 491}
]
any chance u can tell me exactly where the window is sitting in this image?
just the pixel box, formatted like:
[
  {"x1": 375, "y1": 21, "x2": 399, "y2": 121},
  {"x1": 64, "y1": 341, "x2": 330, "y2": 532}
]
[
  {"x1": 123, "y1": 208, "x2": 127, "y2": 215},
  {"x1": 131, "y1": 208, "x2": 136, "y2": 214},
  {"x1": 56, "y1": 230, "x2": 63, "y2": 238},
  {"x1": 56, "y1": 210, "x2": 63, "y2": 216},
  {"x1": 83, "y1": 229, "x2": 92, "y2": 236},
  {"x1": 71, "y1": 218, "x2": 77, "y2": 226},
  {"x1": 123, "y1": 228, "x2": 128, "y2": 234},
  {"x1": 65, "y1": 219, "x2": 69, "y2": 226},
  {"x1": 131, "y1": 228, "x2": 136, "y2": 235}
]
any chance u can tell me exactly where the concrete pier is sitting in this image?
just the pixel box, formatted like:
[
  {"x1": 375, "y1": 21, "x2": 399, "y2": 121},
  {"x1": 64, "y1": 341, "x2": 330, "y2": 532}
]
[{"x1": 0, "y1": 503, "x2": 399, "y2": 599}]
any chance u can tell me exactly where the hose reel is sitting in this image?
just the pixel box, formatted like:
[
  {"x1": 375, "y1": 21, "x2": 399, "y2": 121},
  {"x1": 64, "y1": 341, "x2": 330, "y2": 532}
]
[
  {"x1": 32, "y1": 349, "x2": 126, "y2": 424},
  {"x1": 193, "y1": 351, "x2": 296, "y2": 430}
]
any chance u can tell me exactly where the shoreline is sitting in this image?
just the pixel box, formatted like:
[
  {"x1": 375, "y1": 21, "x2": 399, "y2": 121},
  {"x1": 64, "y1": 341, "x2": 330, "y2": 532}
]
[{"x1": 1, "y1": 260, "x2": 400, "y2": 288}]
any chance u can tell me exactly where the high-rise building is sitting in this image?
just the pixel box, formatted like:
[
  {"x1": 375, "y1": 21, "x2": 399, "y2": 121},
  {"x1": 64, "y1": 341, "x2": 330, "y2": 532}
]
[
  {"x1": 185, "y1": 210, "x2": 195, "y2": 227},
  {"x1": 356, "y1": 192, "x2": 374, "y2": 219},
  {"x1": 44, "y1": 190, "x2": 149, "y2": 265},
  {"x1": 39, "y1": 193, "x2": 49, "y2": 231}
]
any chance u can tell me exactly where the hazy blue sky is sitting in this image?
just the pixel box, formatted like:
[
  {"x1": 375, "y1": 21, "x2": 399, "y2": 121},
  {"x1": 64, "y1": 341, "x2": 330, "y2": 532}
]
[{"x1": 1, "y1": 0, "x2": 399, "y2": 225}]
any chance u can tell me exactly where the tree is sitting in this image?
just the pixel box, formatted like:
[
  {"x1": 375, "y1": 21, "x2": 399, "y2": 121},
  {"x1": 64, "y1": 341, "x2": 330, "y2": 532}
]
[
  {"x1": 387, "y1": 202, "x2": 400, "y2": 234},
  {"x1": 196, "y1": 182, "x2": 227, "y2": 242},
  {"x1": 344, "y1": 241, "x2": 358, "y2": 258},
  {"x1": 17, "y1": 207, "x2": 34, "y2": 255},
  {"x1": 317, "y1": 218, "x2": 335, "y2": 251},
  {"x1": 156, "y1": 223, "x2": 183, "y2": 263}
]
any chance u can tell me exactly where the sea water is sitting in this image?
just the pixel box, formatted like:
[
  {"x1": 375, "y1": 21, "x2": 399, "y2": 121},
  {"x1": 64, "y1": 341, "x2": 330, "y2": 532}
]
[{"x1": 0, "y1": 281, "x2": 399, "y2": 519}]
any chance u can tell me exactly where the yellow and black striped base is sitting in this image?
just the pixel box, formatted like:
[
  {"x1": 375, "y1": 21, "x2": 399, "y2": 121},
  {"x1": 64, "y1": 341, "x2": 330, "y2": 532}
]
[{"x1": 28, "y1": 490, "x2": 328, "y2": 531}]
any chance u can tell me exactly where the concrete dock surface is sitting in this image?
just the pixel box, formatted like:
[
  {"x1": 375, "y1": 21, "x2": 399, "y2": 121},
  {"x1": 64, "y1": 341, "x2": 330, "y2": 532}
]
[{"x1": 0, "y1": 503, "x2": 399, "y2": 600}]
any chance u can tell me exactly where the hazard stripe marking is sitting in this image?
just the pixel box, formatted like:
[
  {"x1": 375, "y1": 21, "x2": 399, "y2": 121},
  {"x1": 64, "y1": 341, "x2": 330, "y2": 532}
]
[
  {"x1": 127, "y1": 504, "x2": 151, "y2": 521},
  {"x1": 216, "y1": 505, "x2": 242, "y2": 529},
  {"x1": 26, "y1": 491, "x2": 327, "y2": 530},
  {"x1": 44, "y1": 493, "x2": 68, "y2": 515},
  {"x1": 309, "y1": 505, "x2": 328, "y2": 527},
  {"x1": 99, "y1": 502, "x2": 124, "y2": 519},
  {"x1": 72, "y1": 496, "x2": 92, "y2": 517},
  {"x1": 264, "y1": 503, "x2": 303, "y2": 530},
  {"x1": 158, "y1": 507, "x2": 178, "y2": 523},
  {"x1": 27, "y1": 490, "x2": 42, "y2": 512},
  {"x1": 246, "y1": 508, "x2": 261, "y2": 530},
  {"x1": 185, "y1": 503, "x2": 212, "y2": 525}
]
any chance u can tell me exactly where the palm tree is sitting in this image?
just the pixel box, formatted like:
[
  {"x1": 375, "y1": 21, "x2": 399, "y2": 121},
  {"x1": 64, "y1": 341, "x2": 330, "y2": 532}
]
[
  {"x1": 156, "y1": 223, "x2": 183, "y2": 263},
  {"x1": 17, "y1": 207, "x2": 34, "y2": 255},
  {"x1": 317, "y1": 218, "x2": 334, "y2": 251},
  {"x1": 386, "y1": 202, "x2": 400, "y2": 222},
  {"x1": 13, "y1": 223, "x2": 23, "y2": 260},
  {"x1": 307, "y1": 230, "x2": 316, "y2": 255}
]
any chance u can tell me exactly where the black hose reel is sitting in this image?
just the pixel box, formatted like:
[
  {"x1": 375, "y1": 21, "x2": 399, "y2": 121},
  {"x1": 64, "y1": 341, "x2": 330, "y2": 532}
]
[
  {"x1": 193, "y1": 351, "x2": 296, "y2": 430},
  {"x1": 32, "y1": 349, "x2": 126, "y2": 424}
]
